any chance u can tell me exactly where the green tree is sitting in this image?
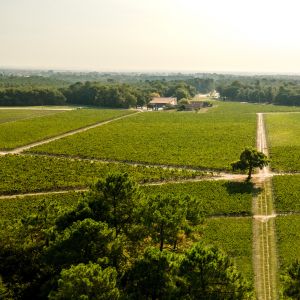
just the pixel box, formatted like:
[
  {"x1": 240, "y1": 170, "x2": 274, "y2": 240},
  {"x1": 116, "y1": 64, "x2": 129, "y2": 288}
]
[
  {"x1": 124, "y1": 247, "x2": 178, "y2": 299},
  {"x1": 231, "y1": 147, "x2": 269, "y2": 180},
  {"x1": 142, "y1": 195, "x2": 188, "y2": 251},
  {"x1": 48, "y1": 263, "x2": 119, "y2": 300},
  {"x1": 56, "y1": 172, "x2": 142, "y2": 236},
  {"x1": 282, "y1": 260, "x2": 300, "y2": 299},
  {"x1": 93, "y1": 172, "x2": 141, "y2": 236},
  {"x1": 45, "y1": 219, "x2": 114, "y2": 268},
  {"x1": 178, "y1": 243, "x2": 253, "y2": 299}
]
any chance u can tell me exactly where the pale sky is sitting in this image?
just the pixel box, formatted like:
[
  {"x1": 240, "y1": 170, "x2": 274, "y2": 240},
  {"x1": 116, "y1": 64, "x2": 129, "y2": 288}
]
[{"x1": 1, "y1": 0, "x2": 300, "y2": 73}]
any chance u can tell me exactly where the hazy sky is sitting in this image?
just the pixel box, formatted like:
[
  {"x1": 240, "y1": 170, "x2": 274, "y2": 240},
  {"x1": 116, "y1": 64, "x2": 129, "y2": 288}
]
[{"x1": 1, "y1": 0, "x2": 300, "y2": 73}]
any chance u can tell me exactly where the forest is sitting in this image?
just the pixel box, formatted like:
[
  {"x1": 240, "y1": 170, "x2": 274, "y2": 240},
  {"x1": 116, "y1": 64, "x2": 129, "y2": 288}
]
[{"x1": 1, "y1": 70, "x2": 300, "y2": 107}]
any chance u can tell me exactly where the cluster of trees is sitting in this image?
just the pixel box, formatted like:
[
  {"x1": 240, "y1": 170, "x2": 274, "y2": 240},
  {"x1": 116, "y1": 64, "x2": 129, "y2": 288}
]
[
  {"x1": 0, "y1": 173, "x2": 253, "y2": 299},
  {"x1": 0, "y1": 75, "x2": 215, "y2": 107},
  {"x1": 0, "y1": 88, "x2": 67, "y2": 106},
  {"x1": 217, "y1": 80, "x2": 300, "y2": 106}
]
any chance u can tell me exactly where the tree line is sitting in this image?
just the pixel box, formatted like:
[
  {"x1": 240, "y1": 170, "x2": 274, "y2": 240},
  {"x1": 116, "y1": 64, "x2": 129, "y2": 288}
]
[
  {"x1": 0, "y1": 173, "x2": 253, "y2": 299},
  {"x1": 0, "y1": 78, "x2": 213, "y2": 107},
  {"x1": 217, "y1": 79, "x2": 300, "y2": 106}
]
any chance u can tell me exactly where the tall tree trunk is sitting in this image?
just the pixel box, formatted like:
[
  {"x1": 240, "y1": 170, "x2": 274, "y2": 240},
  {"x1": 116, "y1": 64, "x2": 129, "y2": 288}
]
[
  {"x1": 160, "y1": 224, "x2": 164, "y2": 251},
  {"x1": 247, "y1": 165, "x2": 253, "y2": 180},
  {"x1": 173, "y1": 238, "x2": 177, "y2": 251}
]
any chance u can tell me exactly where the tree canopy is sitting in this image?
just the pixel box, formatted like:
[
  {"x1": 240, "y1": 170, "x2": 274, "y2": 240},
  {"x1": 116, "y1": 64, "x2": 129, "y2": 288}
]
[{"x1": 231, "y1": 148, "x2": 269, "y2": 180}]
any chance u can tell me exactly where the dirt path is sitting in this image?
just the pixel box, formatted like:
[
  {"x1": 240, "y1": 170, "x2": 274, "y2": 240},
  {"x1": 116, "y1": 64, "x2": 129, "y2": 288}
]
[
  {"x1": 0, "y1": 189, "x2": 88, "y2": 200},
  {"x1": 0, "y1": 111, "x2": 140, "y2": 155},
  {"x1": 253, "y1": 113, "x2": 278, "y2": 300},
  {"x1": 0, "y1": 173, "x2": 248, "y2": 199},
  {"x1": 0, "y1": 107, "x2": 75, "y2": 111}
]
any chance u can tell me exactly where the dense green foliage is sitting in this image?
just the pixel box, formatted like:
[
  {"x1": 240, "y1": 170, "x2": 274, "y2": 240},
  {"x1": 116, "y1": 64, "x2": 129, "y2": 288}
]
[
  {"x1": 0, "y1": 75, "x2": 213, "y2": 108},
  {"x1": 48, "y1": 263, "x2": 120, "y2": 300},
  {"x1": 272, "y1": 175, "x2": 300, "y2": 213},
  {"x1": 0, "y1": 87, "x2": 67, "y2": 106},
  {"x1": 0, "y1": 109, "x2": 133, "y2": 149},
  {"x1": 0, "y1": 155, "x2": 203, "y2": 194},
  {"x1": 30, "y1": 111, "x2": 256, "y2": 170},
  {"x1": 0, "y1": 173, "x2": 252, "y2": 299},
  {"x1": 3, "y1": 71, "x2": 300, "y2": 107},
  {"x1": 142, "y1": 181, "x2": 253, "y2": 216},
  {"x1": 217, "y1": 79, "x2": 300, "y2": 106},
  {"x1": 265, "y1": 113, "x2": 300, "y2": 171},
  {"x1": 282, "y1": 260, "x2": 300, "y2": 299}
]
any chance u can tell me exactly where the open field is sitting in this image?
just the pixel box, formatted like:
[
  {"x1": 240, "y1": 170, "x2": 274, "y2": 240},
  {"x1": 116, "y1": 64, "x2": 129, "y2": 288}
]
[
  {"x1": 0, "y1": 108, "x2": 62, "y2": 124},
  {"x1": 142, "y1": 181, "x2": 254, "y2": 216},
  {"x1": 265, "y1": 113, "x2": 300, "y2": 172},
  {"x1": 272, "y1": 175, "x2": 300, "y2": 213},
  {"x1": 28, "y1": 111, "x2": 256, "y2": 170},
  {"x1": 0, "y1": 155, "x2": 205, "y2": 195},
  {"x1": 0, "y1": 109, "x2": 133, "y2": 150},
  {"x1": 201, "y1": 217, "x2": 253, "y2": 281}
]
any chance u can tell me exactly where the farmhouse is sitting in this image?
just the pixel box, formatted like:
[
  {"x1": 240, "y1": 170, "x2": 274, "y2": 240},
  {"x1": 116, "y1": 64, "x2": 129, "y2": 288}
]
[{"x1": 148, "y1": 97, "x2": 177, "y2": 110}]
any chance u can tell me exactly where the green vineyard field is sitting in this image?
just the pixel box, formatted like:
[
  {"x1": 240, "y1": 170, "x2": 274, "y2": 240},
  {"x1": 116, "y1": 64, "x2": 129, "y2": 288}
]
[
  {"x1": 272, "y1": 175, "x2": 300, "y2": 213},
  {"x1": 29, "y1": 111, "x2": 256, "y2": 170},
  {"x1": 142, "y1": 180, "x2": 253, "y2": 216},
  {"x1": 202, "y1": 217, "x2": 253, "y2": 281},
  {"x1": 265, "y1": 113, "x2": 300, "y2": 172},
  {"x1": 0, "y1": 155, "x2": 205, "y2": 195},
  {"x1": 0, "y1": 108, "x2": 61, "y2": 124},
  {"x1": 0, "y1": 108, "x2": 133, "y2": 150}
]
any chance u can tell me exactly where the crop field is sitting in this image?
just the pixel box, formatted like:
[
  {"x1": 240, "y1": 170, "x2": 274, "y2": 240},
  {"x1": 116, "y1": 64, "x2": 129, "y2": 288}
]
[
  {"x1": 0, "y1": 108, "x2": 133, "y2": 150},
  {"x1": 28, "y1": 111, "x2": 256, "y2": 170},
  {"x1": 0, "y1": 109, "x2": 62, "y2": 124},
  {"x1": 265, "y1": 113, "x2": 300, "y2": 172},
  {"x1": 276, "y1": 216, "x2": 300, "y2": 268},
  {"x1": 209, "y1": 101, "x2": 300, "y2": 114},
  {"x1": 0, "y1": 192, "x2": 81, "y2": 224},
  {"x1": 201, "y1": 217, "x2": 253, "y2": 281},
  {"x1": 0, "y1": 155, "x2": 205, "y2": 195},
  {"x1": 141, "y1": 180, "x2": 253, "y2": 216},
  {"x1": 272, "y1": 175, "x2": 300, "y2": 213}
]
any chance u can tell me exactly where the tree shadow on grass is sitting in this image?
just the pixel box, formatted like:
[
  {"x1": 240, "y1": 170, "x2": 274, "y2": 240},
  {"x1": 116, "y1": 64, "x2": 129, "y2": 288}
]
[{"x1": 223, "y1": 181, "x2": 262, "y2": 196}]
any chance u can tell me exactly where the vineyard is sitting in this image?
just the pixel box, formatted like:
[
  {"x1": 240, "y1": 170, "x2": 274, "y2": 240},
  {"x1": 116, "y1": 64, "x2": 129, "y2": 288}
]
[
  {"x1": 272, "y1": 175, "x2": 300, "y2": 213},
  {"x1": 0, "y1": 192, "x2": 80, "y2": 223},
  {"x1": 1, "y1": 102, "x2": 300, "y2": 299},
  {"x1": 265, "y1": 113, "x2": 300, "y2": 172},
  {"x1": 201, "y1": 217, "x2": 253, "y2": 281},
  {"x1": 276, "y1": 215, "x2": 300, "y2": 268},
  {"x1": 209, "y1": 101, "x2": 300, "y2": 114},
  {"x1": 28, "y1": 111, "x2": 256, "y2": 170},
  {"x1": 0, "y1": 108, "x2": 61, "y2": 124},
  {"x1": 0, "y1": 155, "x2": 205, "y2": 195},
  {"x1": 142, "y1": 180, "x2": 253, "y2": 216},
  {"x1": 0, "y1": 108, "x2": 133, "y2": 150}
]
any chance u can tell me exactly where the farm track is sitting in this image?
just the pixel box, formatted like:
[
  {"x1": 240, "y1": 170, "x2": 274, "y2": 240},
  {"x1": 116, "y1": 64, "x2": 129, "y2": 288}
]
[
  {"x1": 0, "y1": 111, "x2": 141, "y2": 155},
  {"x1": 0, "y1": 174, "x2": 248, "y2": 199},
  {"x1": 253, "y1": 113, "x2": 278, "y2": 300}
]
